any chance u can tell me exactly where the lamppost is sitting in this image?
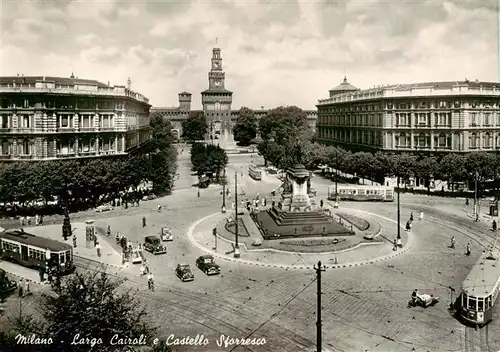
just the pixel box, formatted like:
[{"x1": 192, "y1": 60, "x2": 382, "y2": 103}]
[
  {"x1": 234, "y1": 172, "x2": 240, "y2": 258},
  {"x1": 314, "y1": 261, "x2": 326, "y2": 352},
  {"x1": 396, "y1": 176, "x2": 401, "y2": 245},
  {"x1": 221, "y1": 169, "x2": 226, "y2": 213},
  {"x1": 474, "y1": 171, "x2": 479, "y2": 221}
]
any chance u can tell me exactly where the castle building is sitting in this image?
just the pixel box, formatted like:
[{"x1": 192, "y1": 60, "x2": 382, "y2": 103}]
[
  {"x1": 316, "y1": 78, "x2": 500, "y2": 153},
  {"x1": 0, "y1": 75, "x2": 150, "y2": 161},
  {"x1": 152, "y1": 47, "x2": 317, "y2": 143}
]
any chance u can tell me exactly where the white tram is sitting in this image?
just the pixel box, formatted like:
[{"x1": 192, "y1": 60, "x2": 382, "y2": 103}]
[
  {"x1": 460, "y1": 252, "x2": 500, "y2": 326},
  {"x1": 248, "y1": 165, "x2": 262, "y2": 180},
  {"x1": 328, "y1": 185, "x2": 394, "y2": 202}
]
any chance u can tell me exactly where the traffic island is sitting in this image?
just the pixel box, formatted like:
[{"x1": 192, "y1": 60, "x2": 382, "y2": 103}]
[{"x1": 188, "y1": 209, "x2": 412, "y2": 270}]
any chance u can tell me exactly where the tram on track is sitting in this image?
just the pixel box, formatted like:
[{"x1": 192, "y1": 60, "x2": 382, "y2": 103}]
[
  {"x1": 249, "y1": 165, "x2": 262, "y2": 180},
  {"x1": 459, "y1": 251, "x2": 500, "y2": 326},
  {"x1": 0, "y1": 229, "x2": 75, "y2": 274},
  {"x1": 328, "y1": 185, "x2": 394, "y2": 202}
]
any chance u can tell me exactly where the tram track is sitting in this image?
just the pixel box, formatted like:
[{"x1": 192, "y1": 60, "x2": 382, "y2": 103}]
[
  {"x1": 73, "y1": 255, "x2": 314, "y2": 351},
  {"x1": 464, "y1": 325, "x2": 491, "y2": 352}
]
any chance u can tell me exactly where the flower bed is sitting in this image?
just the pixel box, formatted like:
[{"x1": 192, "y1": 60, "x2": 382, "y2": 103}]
[
  {"x1": 336, "y1": 212, "x2": 370, "y2": 231},
  {"x1": 224, "y1": 219, "x2": 250, "y2": 237},
  {"x1": 279, "y1": 238, "x2": 346, "y2": 247}
]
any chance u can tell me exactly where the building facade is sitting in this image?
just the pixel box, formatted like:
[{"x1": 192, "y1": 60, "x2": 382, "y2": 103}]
[
  {"x1": 316, "y1": 79, "x2": 500, "y2": 153},
  {"x1": 0, "y1": 75, "x2": 150, "y2": 162},
  {"x1": 152, "y1": 47, "x2": 317, "y2": 143}
]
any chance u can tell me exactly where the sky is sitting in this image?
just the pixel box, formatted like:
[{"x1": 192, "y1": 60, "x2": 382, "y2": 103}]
[{"x1": 0, "y1": 0, "x2": 498, "y2": 110}]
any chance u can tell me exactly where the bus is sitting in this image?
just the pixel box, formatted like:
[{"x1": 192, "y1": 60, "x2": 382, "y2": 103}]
[
  {"x1": 328, "y1": 185, "x2": 394, "y2": 202},
  {"x1": 0, "y1": 229, "x2": 75, "y2": 275},
  {"x1": 459, "y1": 251, "x2": 500, "y2": 326},
  {"x1": 249, "y1": 165, "x2": 262, "y2": 180}
]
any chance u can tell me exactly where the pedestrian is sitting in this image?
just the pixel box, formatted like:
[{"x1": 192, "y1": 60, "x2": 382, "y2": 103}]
[
  {"x1": 39, "y1": 215, "x2": 43, "y2": 225},
  {"x1": 450, "y1": 236, "x2": 456, "y2": 249},
  {"x1": 73, "y1": 234, "x2": 77, "y2": 248},
  {"x1": 39, "y1": 266, "x2": 44, "y2": 282},
  {"x1": 410, "y1": 212, "x2": 414, "y2": 222},
  {"x1": 419, "y1": 211, "x2": 424, "y2": 221},
  {"x1": 96, "y1": 242, "x2": 101, "y2": 257},
  {"x1": 466, "y1": 198, "x2": 469, "y2": 206},
  {"x1": 24, "y1": 280, "x2": 30, "y2": 295},
  {"x1": 115, "y1": 232, "x2": 120, "y2": 244},
  {"x1": 197, "y1": 189, "x2": 200, "y2": 198},
  {"x1": 140, "y1": 263, "x2": 146, "y2": 276},
  {"x1": 93, "y1": 234, "x2": 98, "y2": 247},
  {"x1": 35, "y1": 214, "x2": 39, "y2": 226},
  {"x1": 320, "y1": 199, "x2": 324, "y2": 208},
  {"x1": 466, "y1": 243, "x2": 471, "y2": 256},
  {"x1": 493, "y1": 220, "x2": 497, "y2": 232},
  {"x1": 476, "y1": 213, "x2": 479, "y2": 222},
  {"x1": 20, "y1": 217, "x2": 25, "y2": 226},
  {"x1": 18, "y1": 279, "x2": 24, "y2": 298},
  {"x1": 142, "y1": 216, "x2": 146, "y2": 228},
  {"x1": 147, "y1": 272, "x2": 154, "y2": 291},
  {"x1": 393, "y1": 238, "x2": 397, "y2": 251},
  {"x1": 405, "y1": 221, "x2": 411, "y2": 231},
  {"x1": 107, "y1": 225, "x2": 111, "y2": 237},
  {"x1": 157, "y1": 204, "x2": 162, "y2": 212}
]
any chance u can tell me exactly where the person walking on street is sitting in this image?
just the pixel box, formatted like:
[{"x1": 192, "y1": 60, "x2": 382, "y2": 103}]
[
  {"x1": 466, "y1": 243, "x2": 471, "y2": 256},
  {"x1": 147, "y1": 272, "x2": 154, "y2": 291},
  {"x1": 157, "y1": 204, "x2": 162, "y2": 212},
  {"x1": 140, "y1": 263, "x2": 146, "y2": 276},
  {"x1": 24, "y1": 280, "x2": 30, "y2": 296},
  {"x1": 450, "y1": 236, "x2": 456, "y2": 249},
  {"x1": 39, "y1": 266, "x2": 45, "y2": 283},
  {"x1": 18, "y1": 279, "x2": 24, "y2": 298},
  {"x1": 419, "y1": 211, "x2": 424, "y2": 221},
  {"x1": 493, "y1": 220, "x2": 497, "y2": 232},
  {"x1": 107, "y1": 225, "x2": 111, "y2": 237},
  {"x1": 393, "y1": 238, "x2": 397, "y2": 251},
  {"x1": 73, "y1": 233, "x2": 77, "y2": 248},
  {"x1": 410, "y1": 212, "x2": 414, "y2": 222},
  {"x1": 142, "y1": 216, "x2": 147, "y2": 228},
  {"x1": 96, "y1": 242, "x2": 101, "y2": 257}
]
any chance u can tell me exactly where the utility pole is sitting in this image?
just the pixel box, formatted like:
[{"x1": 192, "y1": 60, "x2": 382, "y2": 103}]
[
  {"x1": 222, "y1": 168, "x2": 226, "y2": 213},
  {"x1": 474, "y1": 171, "x2": 478, "y2": 221},
  {"x1": 234, "y1": 172, "x2": 240, "y2": 258},
  {"x1": 397, "y1": 176, "x2": 401, "y2": 241},
  {"x1": 314, "y1": 261, "x2": 326, "y2": 352}
]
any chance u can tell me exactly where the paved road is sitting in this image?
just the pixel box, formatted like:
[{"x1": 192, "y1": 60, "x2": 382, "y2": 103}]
[{"x1": 2, "y1": 153, "x2": 500, "y2": 351}]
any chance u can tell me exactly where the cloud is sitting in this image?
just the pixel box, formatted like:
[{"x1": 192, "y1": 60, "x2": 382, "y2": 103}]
[{"x1": 0, "y1": 0, "x2": 497, "y2": 110}]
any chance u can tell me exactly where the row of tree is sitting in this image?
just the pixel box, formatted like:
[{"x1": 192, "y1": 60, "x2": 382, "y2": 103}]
[
  {"x1": 190, "y1": 143, "x2": 229, "y2": 181},
  {"x1": 0, "y1": 115, "x2": 177, "y2": 215}
]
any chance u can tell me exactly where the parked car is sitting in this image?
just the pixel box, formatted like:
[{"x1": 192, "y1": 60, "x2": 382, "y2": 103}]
[
  {"x1": 0, "y1": 269, "x2": 17, "y2": 298},
  {"x1": 131, "y1": 249, "x2": 143, "y2": 264},
  {"x1": 143, "y1": 236, "x2": 167, "y2": 255},
  {"x1": 96, "y1": 204, "x2": 113, "y2": 212},
  {"x1": 363, "y1": 232, "x2": 375, "y2": 240},
  {"x1": 160, "y1": 228, "x2": 173, "y2": 242},
  {"x1": 196, "y1": 255, "x2": 221, "y2": 275},
  {"x1": 252, "y1": 238, "x2": 262, "y2": 247},
  {"x1": 142, "y1": 194, "x2": 157, "y2": 201},
  {"x1": 175, "y1": 264, "x2": 194, "y2": 282}
]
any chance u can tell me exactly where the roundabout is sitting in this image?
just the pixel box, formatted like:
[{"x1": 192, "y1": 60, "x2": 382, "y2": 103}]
[{"x1": 187, "y1": 207, "x2": 414, "y2": 270}]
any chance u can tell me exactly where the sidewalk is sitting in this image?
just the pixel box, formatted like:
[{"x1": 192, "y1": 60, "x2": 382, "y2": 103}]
[
  {"x1": 188, "y1": 212, "x2": 413, "y2": 270},
  {"x1": 27, "y1": 223, "x2": 123, "y2": 267}
]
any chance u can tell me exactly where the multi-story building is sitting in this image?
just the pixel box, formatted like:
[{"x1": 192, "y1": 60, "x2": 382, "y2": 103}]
[
  {"x1": 152, "y1": 47, "x2": 317, "y2": 143},
  {"x1": 0, "y1": 75, "x2": 150, "y2": 161},
  {"x1": 316, "y1": 78, "x2": 500, "y2": 153}
]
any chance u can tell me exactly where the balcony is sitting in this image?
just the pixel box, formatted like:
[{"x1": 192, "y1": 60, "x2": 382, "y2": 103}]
[
  {"x1": 0, "y1": 128, "x2": 10, "y2": 133},
  {"x1": 56, "y1": 152, "x2": 77, "y2": 158},
  {"x1": 13, "y1": 128, "x2": 35, "y2": 134},
  {"x1": 100, "y1": 126, "x2": 115, "y2": 132},
  {"x1": 0, "y1": 155, "x2": 12, "y2": 160},
  {"x1": 79, "y1": 127, "x2": 96, "y2": 132},
  {"x1": 56, "y1": 127, "x2": 77, "y2": 133},
  {"x1": 17, "y1": 154, "x2": 34, "y2": 160}
]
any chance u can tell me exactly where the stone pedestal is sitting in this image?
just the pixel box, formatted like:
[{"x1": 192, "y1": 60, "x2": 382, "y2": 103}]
[{"x1": 85, "y1": 219, "x2": 95, "y2": 249}]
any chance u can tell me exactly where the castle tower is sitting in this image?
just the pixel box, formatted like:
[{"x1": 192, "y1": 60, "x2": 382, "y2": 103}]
[
  {"x1": 178, "y1": 91, "x2": 192, "y2": 111},
  {"x1": 201, "y1": 47, "x2": 234, "y2": 146}
]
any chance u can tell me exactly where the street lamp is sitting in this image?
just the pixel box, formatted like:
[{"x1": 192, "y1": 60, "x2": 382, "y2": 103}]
[
  {"x1": 396, "y1": 176, "x2": 401, "y2": 245},
  {"x1": 234, "y1": 172, "x2": 240, "y2": 258},
  {"x1": 221, "y1": 169, "x2": 226, "y2": 213}
]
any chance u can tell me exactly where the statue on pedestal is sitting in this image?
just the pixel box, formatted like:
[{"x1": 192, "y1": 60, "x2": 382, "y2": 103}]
[
  {"x1": 280, "y1": 164, "x2": 315, "y2": 212},
  {"x1": 62, "y1": 208, "x2": 71, "y2": 241}
]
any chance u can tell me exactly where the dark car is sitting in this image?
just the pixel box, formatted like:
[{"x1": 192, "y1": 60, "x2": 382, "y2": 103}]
[
  {"x1": 175, "y1": 264, "x2": 194, "y2": 282},
  {"x1": 196, "y1": 255, "x2": 221, "y2": 275},
  {"x1": 143, "y1": 236, "x2": 167, "y2": 255},
  {"x1": 0, "y1": 269, "x2": 17, "y2": 298}
]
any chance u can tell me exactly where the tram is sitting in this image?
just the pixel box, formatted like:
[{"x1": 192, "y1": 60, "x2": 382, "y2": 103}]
[
  {"x1": 249, "y1": 165, "x2": 262, "y2": 180},
  {"x1": 0, "y1": 229, "x2": 75, "y2": 274},
  {"x1": 459, "y1": 251, "x2": 500, "y2": 326},
  {"x1": 328, "y1": 185, "x2": 394, "y2": 202}
]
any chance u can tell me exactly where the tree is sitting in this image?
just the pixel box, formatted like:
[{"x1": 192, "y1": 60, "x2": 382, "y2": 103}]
[
  {"x1": 391, "y1": 153, "x2": 418, "y2": 187},
  {"x1": 258, "y1": 106, "x2": 312, "y2": 144},
  {"x1": 233, "y1": 107, "x2": 257, "y2": 146},
  {"x1": 182, "y1": 111, "x2": 208, "y2": 141},
  {"x1": 190, "y1": 143, "x2": 228, "y2": 179},
  {"x1": 437, "y1": 153, "x2": 466, "y2": 192},
  {"x1": 11, "y1": 271, "x2": 171, "y2": 352},
  {"x1": 415, "y1": 157, "x2": 439, "y2": 194}
]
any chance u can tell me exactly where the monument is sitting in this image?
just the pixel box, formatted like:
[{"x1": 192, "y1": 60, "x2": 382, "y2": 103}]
[{"x1": 254, "y1": 164, "x2": 353, "y2": 239}]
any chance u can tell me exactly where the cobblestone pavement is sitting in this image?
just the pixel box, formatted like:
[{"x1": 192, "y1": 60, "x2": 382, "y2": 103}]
[{"x1": 2, "y1": 155, "x2": 500, "y2": 351}]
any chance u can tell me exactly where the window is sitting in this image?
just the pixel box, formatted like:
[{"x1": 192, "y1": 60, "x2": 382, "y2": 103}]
[
  {"x1": 470, "y1": 133, "x2": 478, "y2": 148},
  {"x1": 478, "y1": 298, "x2": 484, "y2": 311},
  {"x1": 454, "y1": 101, "x2": 461, "y2": 108},
  {"x1": 484, "y1": 113, "x2": 491, "y2": 126},
  {"x1": 20, "y1": 115, "x2": 31, "y2": 128},
  {"x1": 23, "y1": 99, "x2": 29, "y2": 108},
  {"x1": 1, "y1": 240, "x2": 19, "y2": 252},
  {"x1": 28, "y1": 248, "x2": 45, "y2": 260},
  {"x1": 438, "y1": 133, "x2": 447, "y2": 147},
  {"x1": 418, "y1": 113, "x2": 427, "y2": 124},
  {"x1": 399, "y1": 103, "x2": 406, "y2": 109},
  {"x1": 101, "y1": 115, "x2": 114, "y2": 128},
  {"x1": 58, "y1": 115, "x2": 70, "y2": 128},
  {"x1": 1, "y1": 140, "x2": 9, "y2": 155},
  {"x1": 417, "y1": 133, "x2": 428, "y2": 147},
  {"x1": 59, "y1": 252, "x2": 65, "y2": 264},
  {"x1": 81, "y1": 115, "x2": 91, "y2": 128},
  {"x1": 397, "y1": 133, "x2": 410, "y2": 147},
  {"x1": 468, "y1": 297, "x2": 477, "y2": 310},
  {"x1": 484, "y1": 133, "x2": 491, "y2": 148},
  {"x1": 470, "y1": 113, "x2": 477, "y2": 126},
  {"x1": 21, "y1": 140, "x2": 31, "y2": 154},
  {"x1": 1, "y1": 115, "x2": 8, "y2": 128},
  {"x1": 397, "y1": 113, "x2": 409, "y2": 126},
  {"x1": 439, "y1": 101, "x2": 447, "y2": 108}
]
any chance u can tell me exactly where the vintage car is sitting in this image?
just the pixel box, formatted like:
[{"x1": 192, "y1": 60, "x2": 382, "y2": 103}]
[
  {"x1": 252, "y1": 238, "x2": 262, "y2": 247},
  {"x1": 408, "y1": 293, "x2": 440, "y2": 308},
  {"x1": 143, "y1": 236, "x2": 167, "y2": 255},
  {"x1": 160, "y1": 228, "x2": 173, "y2": 242},
  {"x1": 131, "y1": 249, "x2": 143, "y2": 264},
  {"x1": 95, "y1": 204, "x2": 113, "y2": 212},
  {"x1": 175, "y1": 264, "x2": 194, "y2": 282},
  {"x1": 196, "y1": 255, "x2": 221, "y2": 275},
  {"x1": 363, "y1": 232, "x2": 375, "y2": 240}
]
